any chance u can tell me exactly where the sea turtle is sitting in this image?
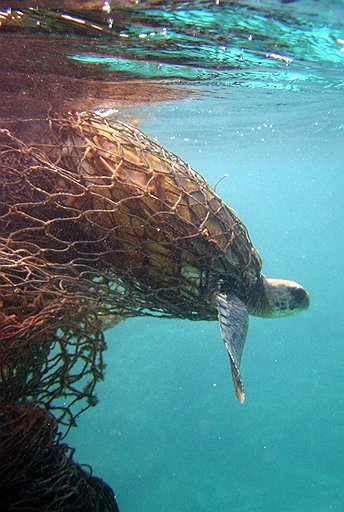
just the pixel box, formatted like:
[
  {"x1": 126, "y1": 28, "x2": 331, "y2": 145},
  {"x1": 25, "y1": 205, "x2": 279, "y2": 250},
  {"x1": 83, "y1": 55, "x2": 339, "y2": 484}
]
[{"x1": 1, "y1": 112, "x2": 310, "y2": 404}]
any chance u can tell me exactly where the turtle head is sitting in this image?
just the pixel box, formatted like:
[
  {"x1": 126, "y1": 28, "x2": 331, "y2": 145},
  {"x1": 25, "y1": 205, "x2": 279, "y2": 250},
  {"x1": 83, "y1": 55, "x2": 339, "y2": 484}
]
[{"x1": 260, "y1": 277, "x2": 310, "y2": 318}]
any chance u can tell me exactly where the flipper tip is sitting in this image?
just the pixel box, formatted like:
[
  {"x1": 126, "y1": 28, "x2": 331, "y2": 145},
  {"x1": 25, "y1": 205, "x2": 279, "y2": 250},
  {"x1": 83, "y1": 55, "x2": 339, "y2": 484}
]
[
  {"x1": 235, "y1": 386, "x2": 245, "y2": 404},
  {"x1": 230, "y1": 360, "x2": 245, "y2": 404}
]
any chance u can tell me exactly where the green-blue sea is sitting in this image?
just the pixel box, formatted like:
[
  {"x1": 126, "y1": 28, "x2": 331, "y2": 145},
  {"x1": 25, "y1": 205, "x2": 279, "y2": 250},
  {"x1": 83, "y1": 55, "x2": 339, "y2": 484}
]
[
  {"x1": 70, "y1": 92, "x2": 344, "y2": 511},
  {"x1": 1, "y1": 1, "x2": 343, "y2": 510}
]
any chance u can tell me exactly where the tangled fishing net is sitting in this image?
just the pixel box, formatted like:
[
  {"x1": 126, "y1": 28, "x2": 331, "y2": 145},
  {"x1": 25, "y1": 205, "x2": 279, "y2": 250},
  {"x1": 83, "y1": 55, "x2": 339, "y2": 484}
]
[
  {"x1": 1, "y1": 111, "x2": 258, "y2": 422},
  {"x1": 0, "y1": 111, "x2": 259, "y2": 509},
  {"x1": 0, "y1": 401, "x2": 119, "y2": 511}
]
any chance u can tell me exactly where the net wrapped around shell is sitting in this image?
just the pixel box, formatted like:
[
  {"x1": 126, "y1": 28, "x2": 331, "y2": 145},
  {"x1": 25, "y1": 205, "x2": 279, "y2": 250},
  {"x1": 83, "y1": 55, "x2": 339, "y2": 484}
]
[
  {"x1": 0, "y1": 401, "x2": 119, "y2": 511},
  {"x1": 0, "y1": 112, "x2": 260, "y2": 421}
]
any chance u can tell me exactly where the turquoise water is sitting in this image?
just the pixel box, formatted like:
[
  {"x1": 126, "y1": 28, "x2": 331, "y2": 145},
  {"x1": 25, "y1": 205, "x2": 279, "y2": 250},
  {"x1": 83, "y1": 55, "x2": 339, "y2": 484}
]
[
  {"x1": 68, "y1": 88, "x2": 343, "y2": 511},
  {"x1": 1, "y1": 0, "x2": 344, "y2": 510}
]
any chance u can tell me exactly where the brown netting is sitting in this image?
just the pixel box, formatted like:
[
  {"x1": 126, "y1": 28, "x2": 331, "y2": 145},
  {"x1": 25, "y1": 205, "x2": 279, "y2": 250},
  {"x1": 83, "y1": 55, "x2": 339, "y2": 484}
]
[
  {"x1": 0, "y1": 112, "x2": 260, "y2": 423},
  {"x1": 0, "y1": 401, "x2": 119, "y2": 512},
  {"x1": 0, "y1": 111, "x2": 262, "y2": 509},
  {"x1": 0, "y1": 241, "x2": 109, "y2": 427}
]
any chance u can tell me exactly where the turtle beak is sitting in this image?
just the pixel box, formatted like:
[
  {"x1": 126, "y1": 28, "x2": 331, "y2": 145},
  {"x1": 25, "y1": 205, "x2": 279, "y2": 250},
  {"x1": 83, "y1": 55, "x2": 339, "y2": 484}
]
[{"x1": 291, "y1": 286, "x2": 310, "y2": 311}]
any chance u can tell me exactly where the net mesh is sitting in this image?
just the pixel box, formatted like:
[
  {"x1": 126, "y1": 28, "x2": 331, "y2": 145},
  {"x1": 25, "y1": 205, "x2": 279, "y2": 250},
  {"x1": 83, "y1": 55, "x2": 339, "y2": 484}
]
[
  {"x1": 0, "y1": 111, "x2": 261, "y2": 509},
  {"x1": 0, "y1": 112, "x2": 260, "y2": 424}
]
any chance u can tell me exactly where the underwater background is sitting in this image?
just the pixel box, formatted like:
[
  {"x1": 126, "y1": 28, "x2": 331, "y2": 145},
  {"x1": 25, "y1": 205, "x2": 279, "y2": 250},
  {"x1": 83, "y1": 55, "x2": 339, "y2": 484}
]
[
  {"x1": 69, "y1": 92, "x2": 344, "y2": 511},
  {"x1": 1, "y1": 1, "x2": 343, "y2": 510}
]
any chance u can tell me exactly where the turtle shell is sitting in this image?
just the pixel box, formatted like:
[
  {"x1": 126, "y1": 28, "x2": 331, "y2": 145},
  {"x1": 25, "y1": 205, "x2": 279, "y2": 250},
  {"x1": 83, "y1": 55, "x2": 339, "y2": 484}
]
[
  {"x1": 50, "y1": 112, "x2": 262, "y2": 318},
  {"x1": 1, "y1": 113, "x2": 262, "y2": 321}
]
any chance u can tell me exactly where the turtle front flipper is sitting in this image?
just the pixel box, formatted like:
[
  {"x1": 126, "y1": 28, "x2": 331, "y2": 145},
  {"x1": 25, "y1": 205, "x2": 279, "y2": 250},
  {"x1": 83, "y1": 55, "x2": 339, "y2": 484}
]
[{"x1": 216, "y1": 292, "x2": 249, "y2": 404}]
